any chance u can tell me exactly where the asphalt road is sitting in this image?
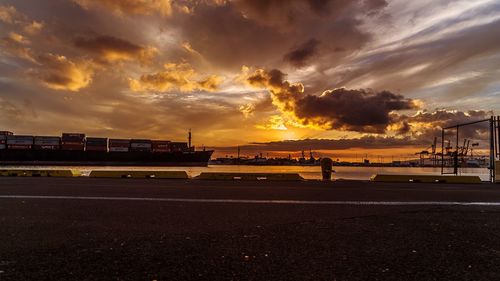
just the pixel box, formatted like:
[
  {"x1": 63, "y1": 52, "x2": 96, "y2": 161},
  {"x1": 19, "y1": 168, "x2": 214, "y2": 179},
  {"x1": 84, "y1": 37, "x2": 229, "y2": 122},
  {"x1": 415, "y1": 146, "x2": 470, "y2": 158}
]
[{"x1": 1, "y1": 178, "x2": 500, "y2": 280}]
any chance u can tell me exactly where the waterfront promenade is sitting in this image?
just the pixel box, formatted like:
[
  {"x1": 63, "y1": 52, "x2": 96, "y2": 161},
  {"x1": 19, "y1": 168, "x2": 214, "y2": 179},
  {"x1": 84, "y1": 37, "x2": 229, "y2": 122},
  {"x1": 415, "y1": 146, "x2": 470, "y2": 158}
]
[{"x1": 1, "y1": 178, "x2": 500, "y2": 280}]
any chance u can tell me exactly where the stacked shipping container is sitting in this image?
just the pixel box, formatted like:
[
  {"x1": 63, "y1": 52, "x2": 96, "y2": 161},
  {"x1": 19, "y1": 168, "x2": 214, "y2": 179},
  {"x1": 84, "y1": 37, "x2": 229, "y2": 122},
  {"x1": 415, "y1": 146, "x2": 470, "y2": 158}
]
[
  {"x1": 62, "y1": 133, "x2": 85, "y2": 151},
  {"x1": 6, "y1": 135, "x2": 34, "y2": 150},
  {"x1": 130, "y1": 139, "x2": 152, "y2": 152},
  {"x1": 152, "y1": 140, "x2": 170, "y2": 153},
  {"x1": 170, "y1": 142, "x2": 188, "y2": 152},
  {"x1": 0, "y1": 131, "x2": 189, "y2": 154},
  {"x1": 109, "y1": 139, "x2": 130, "y2": 152},
  {"x1": 86, "y1": 137, "x2": 108, "y2": 152},
  {"x1": 34, "y1": 136, "x2": 61, "y2": 150},
  {"x1": 0, "y1": 131, "x2": 12, "y2": 149}
]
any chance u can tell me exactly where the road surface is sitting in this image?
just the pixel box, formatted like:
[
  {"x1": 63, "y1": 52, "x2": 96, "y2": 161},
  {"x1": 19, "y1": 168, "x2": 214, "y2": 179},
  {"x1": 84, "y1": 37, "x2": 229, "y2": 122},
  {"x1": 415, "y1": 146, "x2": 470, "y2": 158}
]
[{"x1": 1, "y1": 178, "x2": 500, "y2": 280}]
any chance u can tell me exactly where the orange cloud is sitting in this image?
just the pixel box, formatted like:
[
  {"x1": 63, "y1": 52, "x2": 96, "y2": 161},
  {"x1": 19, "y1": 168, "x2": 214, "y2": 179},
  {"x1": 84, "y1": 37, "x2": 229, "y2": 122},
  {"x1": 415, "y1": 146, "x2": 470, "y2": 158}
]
[
  {"x1": 0, "y1": 5, "x2": 22, "y2": 24},
  {"x1": 74, "y1": 35, "x2": 157, "y2": 64},
  {"x1": 129, "y1": 62, "x2": 223, "y2": 92},
  {"x1": 0, "y1": 5, "x2": 44, "y2": 33},
  {"x1": 0, "y1": 32, "x2": 37, "y2": 62},
  {"x1": 74, "y1": 0, "x2": 172, "y2": 17},
  {"x1": 239, "y1": 103, "x2": 255, "y2": 118},
  {"x1": 244, "y1": 68, "x2": 418, "y2": 133},
  {"x1": 23, "y1": 21, "x2": 44, "y2": 34},
  {"x1": 29, "y1": 54, "x2": 95, "y2": 92},
  {"x1": 255, "y1": 115, "x2": 288, "y2": 131}
]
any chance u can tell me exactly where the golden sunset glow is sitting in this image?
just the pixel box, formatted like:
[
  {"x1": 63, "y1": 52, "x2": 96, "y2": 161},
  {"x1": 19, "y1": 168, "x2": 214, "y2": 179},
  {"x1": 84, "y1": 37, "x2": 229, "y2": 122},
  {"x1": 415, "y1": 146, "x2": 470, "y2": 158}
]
[{"x1": 0, "y1": 0, "x2": 498, "y2": 157}]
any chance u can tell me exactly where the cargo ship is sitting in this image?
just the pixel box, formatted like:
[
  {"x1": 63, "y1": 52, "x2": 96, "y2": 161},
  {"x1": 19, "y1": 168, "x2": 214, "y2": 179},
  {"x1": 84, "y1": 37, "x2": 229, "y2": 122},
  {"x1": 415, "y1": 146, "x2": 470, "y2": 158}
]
[{"x1": 0, "y1": 130, "x2": 213, "y2": 166}]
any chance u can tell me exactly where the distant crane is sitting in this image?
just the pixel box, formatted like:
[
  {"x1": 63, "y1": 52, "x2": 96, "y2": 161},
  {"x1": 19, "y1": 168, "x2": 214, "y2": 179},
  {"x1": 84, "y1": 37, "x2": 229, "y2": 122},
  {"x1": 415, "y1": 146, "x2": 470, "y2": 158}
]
[
  {"x1": 458, "y1": 139, "x2": 470, "y2": 156},
  {"x1": 470, "y1": 142, "x2": 479, "y2": 157},
  {"x1": 416, "y1": 136, "x2": 438, "y2": 166}
]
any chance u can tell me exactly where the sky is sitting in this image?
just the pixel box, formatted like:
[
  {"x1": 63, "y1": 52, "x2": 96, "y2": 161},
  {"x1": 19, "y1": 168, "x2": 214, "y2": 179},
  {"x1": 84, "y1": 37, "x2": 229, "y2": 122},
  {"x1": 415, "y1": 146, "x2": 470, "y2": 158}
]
[{"x1": 0, "y1": 0, "x2": 499, "y2": 159}]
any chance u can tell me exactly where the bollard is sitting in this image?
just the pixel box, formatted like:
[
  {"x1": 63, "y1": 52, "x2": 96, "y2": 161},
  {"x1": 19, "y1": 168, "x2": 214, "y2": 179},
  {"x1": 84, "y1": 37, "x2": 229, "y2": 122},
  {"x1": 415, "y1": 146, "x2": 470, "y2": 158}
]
[{"x1": 320, "y1": 157, "x2": 333, "y2": 181}]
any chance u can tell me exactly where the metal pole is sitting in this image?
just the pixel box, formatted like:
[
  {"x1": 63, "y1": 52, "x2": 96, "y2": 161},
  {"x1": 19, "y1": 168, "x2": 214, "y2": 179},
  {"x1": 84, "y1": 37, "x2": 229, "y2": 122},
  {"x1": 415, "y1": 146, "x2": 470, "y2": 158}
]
[
  {"x1": 441, "y1": 128, "x2": 445, "y2": 175},
  {"x1": 490, "y1": 116, "x2": 495, "y2": 183},
  {"x1": 497, "y1": 116, "x2": 500, "y2": 158},
  {"x1": 443, "y1": 118, "x2": 491, "y2": 129},
  {"x1": 454, "y1": 125, "x2": 459, "y2": 175}
]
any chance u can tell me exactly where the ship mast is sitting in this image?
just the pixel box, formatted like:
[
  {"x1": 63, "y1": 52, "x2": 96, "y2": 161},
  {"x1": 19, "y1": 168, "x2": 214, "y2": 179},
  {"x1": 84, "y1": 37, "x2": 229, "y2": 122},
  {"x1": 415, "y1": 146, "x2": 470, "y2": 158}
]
[{"x1": 188, "y1": 129, "x2": 192, "y2": 149}]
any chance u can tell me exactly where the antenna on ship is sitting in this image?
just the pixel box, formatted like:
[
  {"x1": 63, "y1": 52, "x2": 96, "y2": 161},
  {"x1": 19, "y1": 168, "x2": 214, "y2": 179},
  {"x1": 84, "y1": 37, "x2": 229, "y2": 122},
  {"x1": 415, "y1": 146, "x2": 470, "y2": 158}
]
[{"x1": 188, "y1": 129, "x2": 192, "y2": 149}]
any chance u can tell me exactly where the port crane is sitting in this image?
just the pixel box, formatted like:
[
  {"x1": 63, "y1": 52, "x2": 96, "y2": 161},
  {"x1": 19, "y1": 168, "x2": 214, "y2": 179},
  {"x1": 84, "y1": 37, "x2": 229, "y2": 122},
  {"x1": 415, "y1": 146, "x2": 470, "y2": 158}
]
[{"x1": 416, "y1": 137, "x2": 438, "y2": 166}]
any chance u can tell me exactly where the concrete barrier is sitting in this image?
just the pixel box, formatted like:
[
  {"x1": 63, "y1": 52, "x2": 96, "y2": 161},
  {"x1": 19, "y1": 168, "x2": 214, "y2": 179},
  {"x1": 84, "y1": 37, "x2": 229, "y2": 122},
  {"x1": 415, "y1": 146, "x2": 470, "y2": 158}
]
[
  {"x1": 196, "y1": 172, "x2": 304, "y2": 181},
  {"x1": 0, "y1": 169, "x2": 81, "y2": 177},
  {"x1": 89, "y1": 170, "x2": 189, "y2": 179},
  {"x1": 370, "y1": 174, "x2": 482, "y2": 184}
]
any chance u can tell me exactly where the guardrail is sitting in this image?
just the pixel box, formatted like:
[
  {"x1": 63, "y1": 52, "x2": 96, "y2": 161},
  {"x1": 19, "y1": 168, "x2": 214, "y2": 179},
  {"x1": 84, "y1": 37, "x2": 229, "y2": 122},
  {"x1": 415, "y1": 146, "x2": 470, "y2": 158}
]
[
  {"x1": 370, "y1": 174, "x2": 482, "y2": 184},
  {"x1": 0, "y1": 169, "x2": 81, "y2": 177},
  {"x1": 196, "y1": 172, "x2": 304, "y2": 181},
  {"x1": 88, "y1": 170, "x2": 189, "y2": 179}
]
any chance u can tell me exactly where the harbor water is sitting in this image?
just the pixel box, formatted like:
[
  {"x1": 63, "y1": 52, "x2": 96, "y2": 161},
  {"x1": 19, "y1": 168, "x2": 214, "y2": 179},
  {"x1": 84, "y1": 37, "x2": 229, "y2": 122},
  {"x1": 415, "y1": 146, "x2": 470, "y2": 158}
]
[{"x1": 2, "y1": 165, "x2": 491, "y2": 181}]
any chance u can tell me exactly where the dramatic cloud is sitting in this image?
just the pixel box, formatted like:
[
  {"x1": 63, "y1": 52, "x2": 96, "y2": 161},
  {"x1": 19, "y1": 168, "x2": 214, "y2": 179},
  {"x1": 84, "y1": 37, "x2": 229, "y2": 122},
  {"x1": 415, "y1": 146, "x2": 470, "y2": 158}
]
[
  {"x1": 284, "y1": 38, "x2": 320, "y2": 67},
  {"x1": 238, "y1": 103, "x2": 255, "y2": 119},
  {"x1": 129, "y1": 62, "x2": 223, "y2": 93},
  {"x1": 256, "y1": 115, "x2": 288, "y2": 131},
  {"x1": 74, "y1": 35, "x2": 157, "y2": 64},
  {"x1": 328, "y1": 2, "x2": 500, "y2": 105},
  {"x1": 216, "y1": 108, "x2": 493, "y2": 155},
  {"x1": 0, "y1": 5, "x2": 43, "y2": 33},
  {"x1": 245, "y1": 68, "x2": 418, "y2": 133},
  {"x1": 0, "y1": 5, "x2": 22, "y2": 24},
  {"x1": 0, "y1": 31, "x2": 36, "y2": 62},
  {"x1": 0, "y1": 97, "x2": 23, "y2": 119},
  {"x1": 401, "y1": 109, "x2": 492, "y2": 142},
  {"x1": 239, "y1": 135, "x2": 421, "y2": 151},
  {"x1": 29, "y1": 54, "x2": 95, "y2": 92},
  {"x1": 176, "y1": 0, "x2": 386, "y2": 71},
  {"x1": 234, "y1": 0, "x2": 387, "y2": 25},
  {"x1": 23, "y1": 20, "x2": 43, "y2": 34},
  {"x1": 73, "y1": 0, "x2": 173, "y2": 17},
  {"x1": 0, "y1": 0, "x2": 498, "y2": 152},
  {"x1": 296, "y1": 89, "x2": 417, "y2": 133}
]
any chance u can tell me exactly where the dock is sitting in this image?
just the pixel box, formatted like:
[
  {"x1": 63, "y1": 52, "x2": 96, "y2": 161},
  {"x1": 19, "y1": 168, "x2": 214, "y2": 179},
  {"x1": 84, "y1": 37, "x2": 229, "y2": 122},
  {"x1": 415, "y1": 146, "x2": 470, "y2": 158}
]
[{"x1": 1, "y1": 177, "x2": 500, "y2": 280}]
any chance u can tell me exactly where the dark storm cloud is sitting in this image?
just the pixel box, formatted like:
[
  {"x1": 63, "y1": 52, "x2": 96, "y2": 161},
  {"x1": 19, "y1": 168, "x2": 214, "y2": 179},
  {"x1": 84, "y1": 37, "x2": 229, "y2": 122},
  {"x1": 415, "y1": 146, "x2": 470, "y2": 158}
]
[
  {"x1": 297, "y1": 88, "x2": 416, "y2": 133},
  {"x1": 284, "y1": 38, "x2": 320, "y2": 67},
  {"x1": 235, "y1": 0, "x2": 387, "y2": 23},
  {"x1": 217, "y1": 109, "x2": 493, "y2": 153},
  {"x1": 74, "y1": 35, "x2": 141, "y2": 55},
  {"x1": 176, "y1": 3, "x2": 288, "y2": 70},
  {"x1": 217, "y1": 135, "x2": 421, "y2": 153},
  {"x1": 401, "y1": 109, "x2": 492, "y2": 142},
  {"x1": 407, "y1": 110, "x2": 491, "y2": 126},
  {"x1": 74, "y1": 35, "x2": 157, "y2": 64},
  {"x1": 176, "y1": 0, "x2": 387, "y2": 70},
  {"x1": 246, "y1": 68, "x2": 417, "y2": 133}
]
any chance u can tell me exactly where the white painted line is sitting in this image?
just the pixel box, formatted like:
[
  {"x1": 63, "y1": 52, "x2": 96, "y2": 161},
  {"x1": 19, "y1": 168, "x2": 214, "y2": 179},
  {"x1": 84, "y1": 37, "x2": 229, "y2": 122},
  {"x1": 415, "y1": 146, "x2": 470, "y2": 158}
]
[{"x1": 0, "y1": 195, "x2": 500, "y2": 206}]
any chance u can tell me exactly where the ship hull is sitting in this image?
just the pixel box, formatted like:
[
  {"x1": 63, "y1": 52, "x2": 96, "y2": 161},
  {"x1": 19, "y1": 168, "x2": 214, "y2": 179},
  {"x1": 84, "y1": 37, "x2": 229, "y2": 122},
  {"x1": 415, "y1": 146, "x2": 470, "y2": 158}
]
[{"x1": 0, "y1": 150, "x2": 214, "y2": 167}]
